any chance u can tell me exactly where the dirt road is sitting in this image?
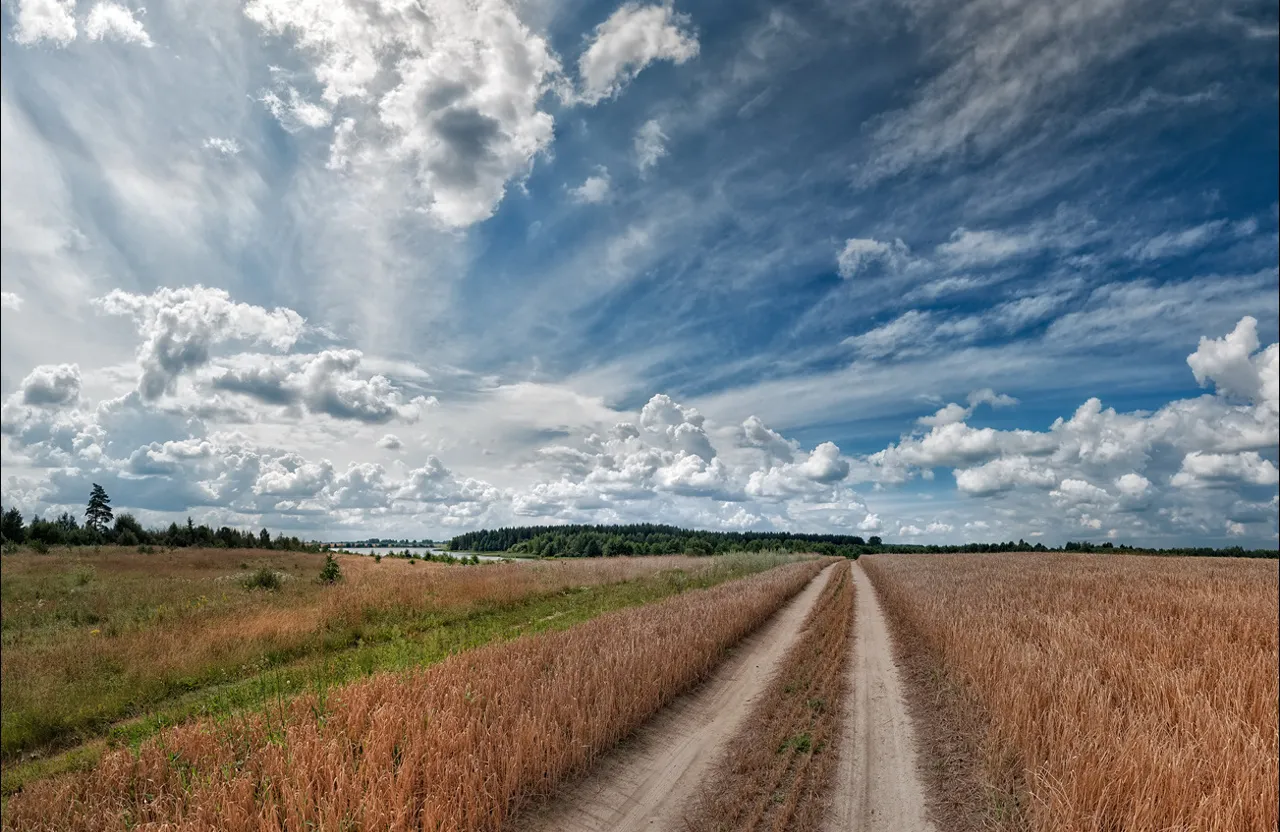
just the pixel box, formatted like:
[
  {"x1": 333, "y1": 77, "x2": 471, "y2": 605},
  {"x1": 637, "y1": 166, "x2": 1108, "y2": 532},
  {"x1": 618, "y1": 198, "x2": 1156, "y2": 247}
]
[
  {"x1": 518, "y1": 564, "x2": 837, "y2": 832},
  {"x1": 825, "y1": 560, "x2": 935, "y2": 832}
]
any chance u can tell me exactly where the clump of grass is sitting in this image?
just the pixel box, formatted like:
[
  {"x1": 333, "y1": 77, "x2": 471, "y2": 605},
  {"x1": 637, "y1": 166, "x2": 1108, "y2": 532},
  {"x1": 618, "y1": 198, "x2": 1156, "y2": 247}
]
[
  {"x1": 241, "y1": 567, "x2": 283, "y2": 592},
  {"x1": 864, "y1": 553, "x2": 1279, "y2": 832},
  {"x1": 683, "y1": 561, "x2": 854, "y2": 831},
  {"x1": 3, "y1": 560, "x2": 829, "y2": 830}
]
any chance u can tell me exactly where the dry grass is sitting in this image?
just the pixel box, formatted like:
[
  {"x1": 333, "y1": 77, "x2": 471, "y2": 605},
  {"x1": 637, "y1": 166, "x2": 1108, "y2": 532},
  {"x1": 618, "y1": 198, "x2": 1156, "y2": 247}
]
[
  {"x1": 863, "y1": 553, "x2": 1280, "y2": 832},
  {"x1": 682, "y1": 560, "x2": 854, "y2": 832},
  {"x1": 2, "y1": 559, "x2": 829, "y2": 831},
  {"x1": 1, "y1": 548, "x2": 754, "y2": 759}
]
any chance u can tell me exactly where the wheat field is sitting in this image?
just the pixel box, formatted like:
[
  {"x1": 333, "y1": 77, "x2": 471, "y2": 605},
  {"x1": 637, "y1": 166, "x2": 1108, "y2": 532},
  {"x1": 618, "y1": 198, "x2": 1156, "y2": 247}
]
[
  {"x1": 2, "y1": 558, "x2": 828, "y2": 831},
  {"x1": 863, "y1": 553, "x2": 1279, "y2": 832}
]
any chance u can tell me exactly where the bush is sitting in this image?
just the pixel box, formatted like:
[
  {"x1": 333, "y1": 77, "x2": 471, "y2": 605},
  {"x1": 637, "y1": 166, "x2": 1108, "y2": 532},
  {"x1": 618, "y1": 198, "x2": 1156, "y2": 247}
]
[
  {"x1": 242, "y1": 567, "x2": 283, "y2": 592},
  {"x1": 136, "y1": 544, "x2": 155, "y2": 554},
  {"x1": 374, "y1": 553, "x2": 382, "y2": 563},
  {"x1": 319, "y1": 553, "x2": 342, "y2": 584},
  {"x1": 29, "y1": 540, "x2": 50, "y2": 554},
  {"x1": 117, "y1": 530, "x2": 140, "y2": 547}
]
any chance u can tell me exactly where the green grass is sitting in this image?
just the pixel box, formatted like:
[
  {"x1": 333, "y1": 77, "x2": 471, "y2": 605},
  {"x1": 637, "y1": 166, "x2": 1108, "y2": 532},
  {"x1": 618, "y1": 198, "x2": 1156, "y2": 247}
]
[{"x1": 1, "y1": 553, "x2": 789, "y2": 798}]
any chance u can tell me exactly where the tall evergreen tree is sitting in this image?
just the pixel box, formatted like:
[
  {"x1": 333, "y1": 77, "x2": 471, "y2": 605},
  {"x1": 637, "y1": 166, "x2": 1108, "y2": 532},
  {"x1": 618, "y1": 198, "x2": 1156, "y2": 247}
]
[{"x1": 84, "y1": 484, "x2": 113, "y2": 533}]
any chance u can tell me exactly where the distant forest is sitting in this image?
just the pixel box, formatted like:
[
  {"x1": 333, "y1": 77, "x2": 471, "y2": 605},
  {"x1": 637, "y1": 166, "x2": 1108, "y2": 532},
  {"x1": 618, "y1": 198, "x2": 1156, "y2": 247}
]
[
  {"x1": 1, "y1": 506, "x2": 322, "y2": 553},
  {"x1": 448, "y1": 523, "x2": 1279, "y2": 559}
]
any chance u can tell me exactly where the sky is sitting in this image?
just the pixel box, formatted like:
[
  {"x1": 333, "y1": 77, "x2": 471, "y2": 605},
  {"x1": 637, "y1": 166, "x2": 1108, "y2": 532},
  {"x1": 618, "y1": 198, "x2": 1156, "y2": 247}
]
[{"x1": 1, "y1": 0, "x2": 1277, "y2": 546}]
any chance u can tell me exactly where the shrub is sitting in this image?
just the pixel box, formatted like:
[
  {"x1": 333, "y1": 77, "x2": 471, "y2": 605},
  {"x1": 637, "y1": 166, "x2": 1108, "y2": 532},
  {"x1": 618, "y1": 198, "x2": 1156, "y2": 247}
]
[
  {"x1": 242, "y1": 567, "x2": 282, "y2": 592},
  {"x1": 29, "y1": 540, "x2": 50, "y2": 554},
  {"x1": 319, "y1": 553, "x2": 342, "y2": 584}
]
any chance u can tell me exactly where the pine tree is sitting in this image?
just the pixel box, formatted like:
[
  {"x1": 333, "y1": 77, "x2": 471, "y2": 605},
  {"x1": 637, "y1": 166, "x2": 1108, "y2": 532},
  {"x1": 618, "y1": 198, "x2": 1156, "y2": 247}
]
[{"x1": 84, "y1": 484, "x2": 113, "y2": 533}]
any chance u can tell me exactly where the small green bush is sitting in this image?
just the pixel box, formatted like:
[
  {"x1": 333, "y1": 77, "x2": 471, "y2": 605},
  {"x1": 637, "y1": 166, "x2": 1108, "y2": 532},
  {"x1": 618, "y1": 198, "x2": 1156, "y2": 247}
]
[
  {"x1": 318, "y1": 553, "x2": 342, "y2": 584},
  {"x1": 29, "y1": 540, "x2": 50, "y2": 554},
  {"x1": 243, "y1": 567, "x2": 283, "y2": 592}
]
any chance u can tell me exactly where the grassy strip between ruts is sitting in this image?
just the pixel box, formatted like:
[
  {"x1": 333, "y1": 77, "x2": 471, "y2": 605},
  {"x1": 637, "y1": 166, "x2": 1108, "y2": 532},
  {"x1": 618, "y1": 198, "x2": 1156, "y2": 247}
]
[
  {"x1": 681, "y1": 559, "x2": 854, "y2": 831},
  {"x1": 3, "y1": 559, "x2": 831, "y2": 831},
  {"x1": 1, "y1": 553, "x2": 796, "y2": 801}
]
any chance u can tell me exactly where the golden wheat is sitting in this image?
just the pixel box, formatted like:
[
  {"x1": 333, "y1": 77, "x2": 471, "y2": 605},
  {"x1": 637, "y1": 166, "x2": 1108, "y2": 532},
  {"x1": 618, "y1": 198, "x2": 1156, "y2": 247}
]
[{"x1": 863, "y1": 553, "x2": 1279, "y2": 832}]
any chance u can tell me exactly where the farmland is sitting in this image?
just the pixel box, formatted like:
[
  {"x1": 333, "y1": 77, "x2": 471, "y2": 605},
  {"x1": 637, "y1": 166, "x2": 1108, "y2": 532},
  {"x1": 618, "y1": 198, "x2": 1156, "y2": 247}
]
[
  {"x1": 0, "y1": 547, "x2": 795, "y2": 797},
  {"x1": 863, "y1": 553, "x2": 1280, "y2": 831},
  {"x1": 2, "y1": 545, "x2": 1274, "y2": 832},
  {"x1": 2, "y1": 555, "x2": 828, "y2": 831}
]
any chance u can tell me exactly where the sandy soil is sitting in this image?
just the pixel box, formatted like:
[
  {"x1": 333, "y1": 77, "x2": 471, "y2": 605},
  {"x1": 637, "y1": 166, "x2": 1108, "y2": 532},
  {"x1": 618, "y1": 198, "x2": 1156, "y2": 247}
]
[
  {"x1": 824, "y1": 560, "x2": 936, "y2": 832},
  {"x1": 517, "y1": 564, "x2": 837, "y2": 832}
]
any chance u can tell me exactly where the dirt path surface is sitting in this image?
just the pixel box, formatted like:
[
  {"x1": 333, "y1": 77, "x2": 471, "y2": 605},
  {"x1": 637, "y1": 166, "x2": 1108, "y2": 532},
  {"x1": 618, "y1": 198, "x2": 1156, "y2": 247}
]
[
  {"x1": 825, "y1": 560, "x2": 936, "y2": 832},
  {"x1": 518, "y1": 564, "x2": 837, "y2": 832}
]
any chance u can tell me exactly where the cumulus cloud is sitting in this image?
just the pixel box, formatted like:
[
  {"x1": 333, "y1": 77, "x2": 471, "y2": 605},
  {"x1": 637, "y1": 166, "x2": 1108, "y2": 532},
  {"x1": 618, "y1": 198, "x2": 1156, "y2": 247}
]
[
  {"x1": 96, "y1": 286, "x2": 305, "y2": 400},
  {"x1": 954, "y1": 456, "x2": 1058, "y2": 495},
  {"x1": 570, "y1": 168, "x2": 612, "y2": 204},
  {"x1": 10, "y1": 0, "x2": 77, "y2": 46},
  {"x1": 243, "y1": 0, "x2": 562, "y2": 227},
  {"x1": 377, "y1": 434, "x2": 402, "y2": 450},
  {"x1": 17, "y1": 364, "x2": 82, "y2": 407},
  {"x1": 83, "y1": 2, "x2": 153, "y2": 46},
  {"x1": 1187, "y1": 316, "x2": 1278, "y2": 410},
  {"x1": 577, "y1": 3, "x2": 699, "y2": 105},
  {"x1": 1, "y1": 292, "x2": 23, "y2": 310},
  {"x1": 1171, "y1": 451, "x2": 1280, "y2": 488},
  {"x1": 836, "y1": 237, "x2": 911, "y2": 279},
  {"x1": 917, "y1": 390, "x2": 1017, "y2": 427},
  {"x1": 213, "y1": 350, "x2": 435, "y2": 424},
  {"x1": 634, "y1": 119, "x2": 667, "y2": 171}
]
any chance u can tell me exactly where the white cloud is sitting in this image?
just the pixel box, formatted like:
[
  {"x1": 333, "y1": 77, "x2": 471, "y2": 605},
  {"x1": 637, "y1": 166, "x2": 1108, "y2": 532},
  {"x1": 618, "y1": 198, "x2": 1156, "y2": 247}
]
[
  {"x1": 1129, "y1": 220, "x2": 1226, "y2": 260},
  {"x1": 936, "y1": 227, "x2": 1038, "y2": 267},
  {"x1": 1114, "y1": 472, "x2": 1151, "y2": 498},
  {"x1": 570, "y1": 168, "x2": 612, "y2": 204},
  {"x1": 95, "y1": 286, "x2": 306, "y2": 400},
  {"x1": 83, "y1": 3, "x2": 153, "y2": 47},
  {"x1": 202, "y1": 137, "x2": 242, "y2": 156},
  {"x1": 17, "y1": 364, "x2": 82, "y2": 407},
  {"x1": 212, "y1": 350, "x2": 435, "y2": 424},
  {"x1": 634, "y1": 119, "x2": 667, "y2": 171},
  {"x1": 1, "y1": 292, "x2": 23, "y2": 311},
  {"x1": 259, "y1": 85, "x2": 332, "y2": 132},
  {"x1": 844, "y1": 310, "x2": 932, "y2": 358},
  {"x1": 243, "y1": 0, "x2": 562, "y2": 228},
  {"x1": 1171, "y1": 451, "x2": 1280, "y2": 488},
  {"x1": 836, "y1": 237, "x2": 911, "y2": 279},
  {"x1": 377, "y1": 433, "x2": 402, "y2": 451},
  {"x1": 968, "y1": 388, "x2": 1019, "y2": 409},
  {"x1": 954, "y1": 455, "x2": 1058, "y2": 496},
  {"x1": 578, "y1": 3, "x2": 700, "y2": 105},
  {"x1": 1187, "y1": 316, "x2": 1278, "y2": 409},
  {"x1": 10, "y1": 0, "x2": 77, "y2": 46}
]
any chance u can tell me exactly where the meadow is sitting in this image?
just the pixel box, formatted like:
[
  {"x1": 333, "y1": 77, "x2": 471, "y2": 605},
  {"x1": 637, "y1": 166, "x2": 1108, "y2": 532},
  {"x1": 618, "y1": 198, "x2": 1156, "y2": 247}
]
[
  {"x1": 1, "y1": 547, "x2": 793, "y2": 796},
  {"x1": 2, "y1": 558, "x2": 828, "y2": 830},
  {"x1": 863, "y1": 552, "x2": 1280, "y2": 832}
]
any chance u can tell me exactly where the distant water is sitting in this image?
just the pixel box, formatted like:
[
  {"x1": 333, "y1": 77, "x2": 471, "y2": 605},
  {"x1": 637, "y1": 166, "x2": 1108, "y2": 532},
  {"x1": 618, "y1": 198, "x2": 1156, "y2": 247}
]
[{"x1": 334, "y1": 546, "x2": 508, "y2": 562}]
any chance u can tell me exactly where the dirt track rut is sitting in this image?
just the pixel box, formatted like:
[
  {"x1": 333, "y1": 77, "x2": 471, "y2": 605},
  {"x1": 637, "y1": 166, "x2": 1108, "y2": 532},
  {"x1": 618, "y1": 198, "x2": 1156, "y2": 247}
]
[
  {"x1": 824, "y1": 560, "x2": 935, "y2": 832},
  {"x1": 518, "y1": 564, "x2": 836, "y2": 832}
]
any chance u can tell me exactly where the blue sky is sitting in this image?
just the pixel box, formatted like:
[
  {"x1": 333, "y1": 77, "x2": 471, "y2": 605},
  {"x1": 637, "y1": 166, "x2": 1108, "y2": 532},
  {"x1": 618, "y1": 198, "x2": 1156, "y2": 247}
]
[{"x1": 1, "y1": 0, "x2": 1277, "y2": 545}]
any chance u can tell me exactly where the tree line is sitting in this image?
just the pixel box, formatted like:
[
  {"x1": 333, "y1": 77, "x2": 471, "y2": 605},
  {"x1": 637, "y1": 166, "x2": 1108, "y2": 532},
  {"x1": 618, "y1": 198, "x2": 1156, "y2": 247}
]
[
  {"x1": 1, "y1": 484, "x2": 321, "y2": 553},
  {"x1": 448, "y1": 523, "x2": 1278, "y2": 559}
]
